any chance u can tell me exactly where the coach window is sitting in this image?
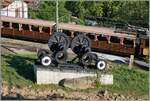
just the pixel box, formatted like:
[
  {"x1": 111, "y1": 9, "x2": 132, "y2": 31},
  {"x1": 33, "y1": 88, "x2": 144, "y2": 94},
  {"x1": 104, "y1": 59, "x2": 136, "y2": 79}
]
[
  {"x1": 145, "y1": 40, "x2": 149, "y2": 47},
  {"x1": 110, "y1": 36, "x2": 120, "y2": 43},
  {"x1": 2, "y1": 22, "x2": 10, "y2": 27},
  {"x1": 42, "y1": 27, "x2": 50, "y2": 33},
  {"x1": 123, "y1": 38, "x2": 134, "y2": 47},
  {"x1": 22, "y1": 24, "x2": 29, "y2": 30},
  {"x1": 32, "y1": 25, "x2": 39, "y2": 32},
  {"x1": 87, "y1": 34, "x2": 95, "y2": 40},
  {"x1": 12, "y1": 23, "x2": 19, "y2": 29},
  {"x1": 97, "y1": 35, "x2": 107, "y2": 41}
]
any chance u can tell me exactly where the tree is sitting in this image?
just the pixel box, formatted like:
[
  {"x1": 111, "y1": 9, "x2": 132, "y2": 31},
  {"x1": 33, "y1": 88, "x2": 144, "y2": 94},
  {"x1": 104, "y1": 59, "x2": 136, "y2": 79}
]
[
  {"x1": 117, "y1": 1, "x2": 149, "y2": 27},
  {"x1": 29, "y1": 0, "x2": 149, "y2": 28},
  {"x1": 86, "y1": 1, "x2": 103, "y2": 17},
  {"x1": 29, "y1": 1, "x2": 71, "y2": 23},
  {"x1": 65, "y1": 1, "x2": 85, "y2": 20}
]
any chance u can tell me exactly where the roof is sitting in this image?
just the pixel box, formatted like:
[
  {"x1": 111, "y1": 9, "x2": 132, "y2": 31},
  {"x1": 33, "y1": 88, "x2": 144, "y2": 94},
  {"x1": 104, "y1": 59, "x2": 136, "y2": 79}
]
[
  {"x1": 1, "y1": 0, "x2": 33, "y2": 7},
  {"x1": 59, "y1": 23, "x2": 136, "y2": 39},
  {"x1": 2, "y1": 0, "x2": 33, "y2": 3},
  {"x1": 1, "y1": 16, "x2": 56, "y2": 27}
]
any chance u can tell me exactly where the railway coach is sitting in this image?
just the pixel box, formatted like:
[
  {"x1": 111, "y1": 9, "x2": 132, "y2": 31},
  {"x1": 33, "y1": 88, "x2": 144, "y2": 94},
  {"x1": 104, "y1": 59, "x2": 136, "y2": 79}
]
[{"x1": 1, "y1": 16, "x2": 149, "y2": 58}]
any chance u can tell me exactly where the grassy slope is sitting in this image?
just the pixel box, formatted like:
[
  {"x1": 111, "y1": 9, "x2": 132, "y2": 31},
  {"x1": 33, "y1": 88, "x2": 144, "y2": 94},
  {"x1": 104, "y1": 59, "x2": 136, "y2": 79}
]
[
  {"x1": 1, "y1": 52, "x2": 61, "y2": 90},
  {"x1": 1, "y1": 52, "x2": 36, "y2": 86},
  {"x1": 97, "y1": 64, "x2": 149, "y2": 98},
  {"x1": 1, "y1": 52, "x2": 149, "y2": 98}
]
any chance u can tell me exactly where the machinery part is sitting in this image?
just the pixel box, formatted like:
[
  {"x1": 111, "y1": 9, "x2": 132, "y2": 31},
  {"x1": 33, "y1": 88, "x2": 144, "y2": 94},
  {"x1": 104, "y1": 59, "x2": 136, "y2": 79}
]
[
  {"x1": 71, "y1": 34, "x2": 91, "y2": 56},
  {"x1": 48, "y1": 32, "x2": 70, "y2": 52},
  {"x1": 37, "y1": 49, "x2": 49, "y2": 58},
  {"x1": 96, "y1": 59, "x2": 107, "y2": 70},
  {"x1": 80, "y1": 52, "x2": 93, "y2": 66},
  {"x1": 41, "y1": 55, "x2": 52, "y2": 66},
  {"x1": 89, "y1": 53, "x2": 99, "y2": 61},
  {"x1": 37, "y1": 49, "x2": 51, "y2": 66},
  {"x1": 55, "y1": 51, "x2": 68, "y2": 64}
]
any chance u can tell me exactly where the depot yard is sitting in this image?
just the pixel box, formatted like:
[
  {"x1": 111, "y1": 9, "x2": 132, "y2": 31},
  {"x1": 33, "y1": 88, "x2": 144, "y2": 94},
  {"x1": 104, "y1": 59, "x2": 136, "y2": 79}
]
[{"x1": 1, "y1": 49, "x2": 149, "y2": 100}]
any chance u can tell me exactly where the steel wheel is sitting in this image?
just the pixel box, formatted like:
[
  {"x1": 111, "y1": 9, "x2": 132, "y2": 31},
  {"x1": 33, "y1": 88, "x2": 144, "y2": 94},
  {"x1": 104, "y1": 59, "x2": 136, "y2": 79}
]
[
  {"x1": 90, "y1": 53, "x2": 99, "y2": 61},
  {"x1": 37, "y1": 49, "x2": 49, "y2": 58},
  {"x1": 96, "y1": 59, "x2": 107, "y2": 70},
  {"x1": 80, "y1": 52, "x2": 93, "y2": 66},
  {"x1": 71, "y1": 34, "x2": 91, "y2": 55},
  {"x1": 55, "y1": 51, "x2": 68, "y2": 64},
  {"x1": 48, "y1": 32, "x2": 70, "y2": 52},
  {"x1": 41, "y1": 55, "x2": 52, "y2": 66}
]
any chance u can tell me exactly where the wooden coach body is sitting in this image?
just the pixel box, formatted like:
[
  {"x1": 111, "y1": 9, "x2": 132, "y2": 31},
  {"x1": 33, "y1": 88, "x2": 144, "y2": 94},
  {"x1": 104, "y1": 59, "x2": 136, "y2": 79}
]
[{"x1": 1, "y1": 16, "x2": 148, "y2": 57}]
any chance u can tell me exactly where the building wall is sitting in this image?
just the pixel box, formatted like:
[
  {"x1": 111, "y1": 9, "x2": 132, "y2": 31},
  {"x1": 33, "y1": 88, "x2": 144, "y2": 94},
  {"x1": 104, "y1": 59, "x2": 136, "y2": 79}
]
[{"x1": 1, "y1": 1, "x2": 28, "y2": 18}]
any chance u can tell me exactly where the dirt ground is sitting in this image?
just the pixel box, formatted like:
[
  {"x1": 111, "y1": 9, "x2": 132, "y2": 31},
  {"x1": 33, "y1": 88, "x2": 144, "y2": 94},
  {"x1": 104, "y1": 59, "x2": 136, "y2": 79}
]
[{"x1": 2, "y1": 81, "x2": 141, "y2": 100}]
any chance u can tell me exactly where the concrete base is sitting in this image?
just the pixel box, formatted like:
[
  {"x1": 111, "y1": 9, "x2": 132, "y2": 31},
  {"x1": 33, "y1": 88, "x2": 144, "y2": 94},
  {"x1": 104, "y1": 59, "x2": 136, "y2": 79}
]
[
  {"x1": 33, "y1": 62, "x2": 113, "y2": 85},
  {"x1": 33, "y1": 62, "x2": 97, "y2": 84}
]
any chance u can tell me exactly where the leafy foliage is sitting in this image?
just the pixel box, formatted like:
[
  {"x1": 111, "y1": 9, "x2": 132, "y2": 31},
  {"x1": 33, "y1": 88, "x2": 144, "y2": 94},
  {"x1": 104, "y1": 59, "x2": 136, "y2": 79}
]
[
  {"x1": 28, "y1": 1, "x2": 149, "y2": 28},
  {"x1": 29, "y1": 1, "x2": 71, "y2": 23}
]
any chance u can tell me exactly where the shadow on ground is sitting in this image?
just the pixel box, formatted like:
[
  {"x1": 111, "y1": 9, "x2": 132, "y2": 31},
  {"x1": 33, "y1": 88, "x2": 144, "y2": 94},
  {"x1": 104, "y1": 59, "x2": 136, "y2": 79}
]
[
  {"x1": 2, "y1": 94, "x2": 26, "y2": 100},
  {"x1": 2, "y1": 95, "x2": 45, "y2": 100},
  {"x1": 2, "y1": 54, "x2": 36, "y2": 82}
]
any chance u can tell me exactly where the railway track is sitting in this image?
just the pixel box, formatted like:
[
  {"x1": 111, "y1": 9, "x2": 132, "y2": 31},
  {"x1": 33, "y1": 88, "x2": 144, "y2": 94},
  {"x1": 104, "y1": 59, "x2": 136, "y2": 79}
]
[
  {"x1": 1, "y1": 37, "x2": 48, "y2": 52},
  {"x1": 1, "y1": 44, "x2": 37, "y2": 52}
]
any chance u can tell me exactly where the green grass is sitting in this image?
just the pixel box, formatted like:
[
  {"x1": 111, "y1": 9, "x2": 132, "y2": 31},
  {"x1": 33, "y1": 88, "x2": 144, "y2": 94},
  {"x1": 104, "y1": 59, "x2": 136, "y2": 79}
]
[
  {"x1": 1, "y1": 52, "x2": 36, "y2": 87},
  {"x1": 1, "y1": 52, "x2": 149, "y2": 98},
  {"x1": 1, "y1": 52, "x2": 64, "y2": 90},
  {"x1": 143, "y1": 57, "x2": 149, "y2": 63},
  {"x1": 96, "y1": 63, "x2": 149, "y2": 98}
]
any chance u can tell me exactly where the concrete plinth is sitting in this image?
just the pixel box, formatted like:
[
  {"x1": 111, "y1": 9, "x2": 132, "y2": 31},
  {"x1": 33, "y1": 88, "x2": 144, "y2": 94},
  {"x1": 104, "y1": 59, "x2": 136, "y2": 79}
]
[
  {"x1": 33, "y1": 62, "x2": 113, "y2": 85},
  {"x1": 33, "y1": 62, "x2": 97, "y2": 84}
]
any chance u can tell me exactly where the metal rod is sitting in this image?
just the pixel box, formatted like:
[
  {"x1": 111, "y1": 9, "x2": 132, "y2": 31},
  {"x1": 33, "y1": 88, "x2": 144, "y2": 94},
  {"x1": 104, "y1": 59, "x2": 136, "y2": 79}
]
[{"x1": 56, "y1": 0, "x2": 59, "y2": 32}]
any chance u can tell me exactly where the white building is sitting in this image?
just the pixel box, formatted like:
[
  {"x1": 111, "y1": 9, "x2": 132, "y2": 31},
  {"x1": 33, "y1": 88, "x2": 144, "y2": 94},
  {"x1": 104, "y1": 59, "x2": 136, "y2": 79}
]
[{"x1": 1, "y1": 0, "x2": 28, "y2": 18}]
